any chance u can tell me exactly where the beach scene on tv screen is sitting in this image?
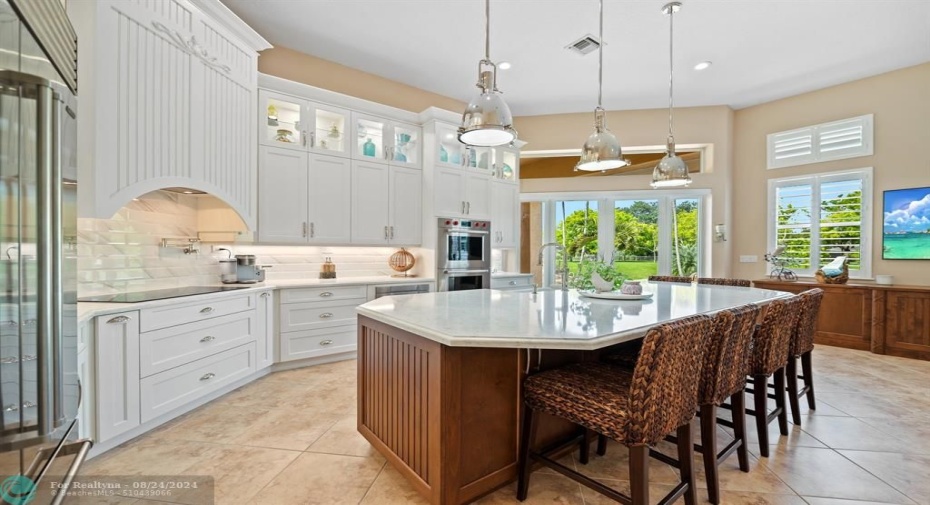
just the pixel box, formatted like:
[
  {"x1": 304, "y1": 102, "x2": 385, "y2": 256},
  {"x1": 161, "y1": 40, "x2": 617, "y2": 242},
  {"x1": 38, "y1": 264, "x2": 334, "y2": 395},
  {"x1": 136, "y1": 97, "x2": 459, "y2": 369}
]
[{"x1": 883, "y1": 187, "x2": 930, "y2": 259}]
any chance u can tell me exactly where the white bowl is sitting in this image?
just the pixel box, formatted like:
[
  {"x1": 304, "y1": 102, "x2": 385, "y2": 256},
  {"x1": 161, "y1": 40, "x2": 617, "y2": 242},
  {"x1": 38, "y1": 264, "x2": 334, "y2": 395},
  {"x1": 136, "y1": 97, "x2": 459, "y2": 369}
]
[{"x1": 591, "y1": 272, "x2": 614, "y2": 293}]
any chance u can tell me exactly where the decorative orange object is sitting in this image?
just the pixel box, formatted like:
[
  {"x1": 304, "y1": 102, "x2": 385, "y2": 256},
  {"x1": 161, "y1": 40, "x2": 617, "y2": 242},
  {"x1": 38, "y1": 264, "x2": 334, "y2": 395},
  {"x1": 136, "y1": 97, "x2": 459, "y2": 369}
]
[{"x1": 389, "y1": 248, "x2": 416, "y2": 277}]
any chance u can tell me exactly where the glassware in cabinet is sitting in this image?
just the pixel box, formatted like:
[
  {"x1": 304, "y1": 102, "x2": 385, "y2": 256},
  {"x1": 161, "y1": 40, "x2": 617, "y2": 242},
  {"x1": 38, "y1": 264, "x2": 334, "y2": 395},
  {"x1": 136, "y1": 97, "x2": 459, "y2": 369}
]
[
  {"x1": 353, "y1": 114, "x2": 386, "y2": 161},
  {"x1": 494, "y1": 148, "x2": 518, "y2": 181},
  {"x1": 391, "y1": 123, "x2": 420, "y2": 167},
  {"x1": 310, "y1": 104, "x2": 350, "y2": 157},
  {"x1": 435, "y1": 122, "x2": 467, "y2": 167},
  {"x1": 262, "y1": 92, "x2": 303, "y2": 148}
]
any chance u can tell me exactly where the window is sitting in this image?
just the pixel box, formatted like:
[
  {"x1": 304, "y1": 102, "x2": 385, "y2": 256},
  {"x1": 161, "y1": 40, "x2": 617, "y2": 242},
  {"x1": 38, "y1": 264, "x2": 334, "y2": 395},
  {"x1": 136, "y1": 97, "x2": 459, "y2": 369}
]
[
  {"x1": 768, "y1": 168, "x2": 873, "y2": 278},
  {"x1": 767, "y1": 114, "x2": 873, "y2": 169}
]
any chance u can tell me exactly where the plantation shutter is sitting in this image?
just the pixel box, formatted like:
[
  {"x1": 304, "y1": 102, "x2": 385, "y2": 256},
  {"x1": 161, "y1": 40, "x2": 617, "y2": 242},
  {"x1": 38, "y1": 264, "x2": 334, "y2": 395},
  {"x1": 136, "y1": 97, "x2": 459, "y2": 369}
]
[
  {"x1": 767, "y1": 114, "x2": 873, "y2": 169},
  {"x1": 818, "y1": 179, "x2": 864, "y2": 270},
  {"x1": 774, "y1": 184, "x2": 814, "y2": 271}
]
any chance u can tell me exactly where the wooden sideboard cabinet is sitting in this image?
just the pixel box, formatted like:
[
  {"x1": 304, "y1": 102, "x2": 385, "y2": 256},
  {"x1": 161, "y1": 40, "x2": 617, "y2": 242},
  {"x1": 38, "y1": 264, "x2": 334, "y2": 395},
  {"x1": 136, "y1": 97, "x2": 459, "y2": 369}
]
[{"x1": 753, "y1": 279, "x2": 930, "y2": 361}]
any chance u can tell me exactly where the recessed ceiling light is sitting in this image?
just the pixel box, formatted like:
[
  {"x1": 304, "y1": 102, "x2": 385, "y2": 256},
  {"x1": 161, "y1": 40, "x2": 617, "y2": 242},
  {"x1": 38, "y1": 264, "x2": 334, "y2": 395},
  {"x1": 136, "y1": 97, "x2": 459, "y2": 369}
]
[
  {"x1": 498, "y1": 61, "x2": 512, "y2": 70},
  {"x1": 694, "y1": 61, "x2": 712, "y2": 71}
]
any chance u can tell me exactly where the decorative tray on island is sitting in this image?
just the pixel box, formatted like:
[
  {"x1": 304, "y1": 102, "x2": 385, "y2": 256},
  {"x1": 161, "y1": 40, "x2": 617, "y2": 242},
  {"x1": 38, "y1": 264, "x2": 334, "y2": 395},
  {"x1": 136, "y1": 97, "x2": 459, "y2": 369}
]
[{"x1": 579, "y1": 290, "x2": 654, "y2": 301}]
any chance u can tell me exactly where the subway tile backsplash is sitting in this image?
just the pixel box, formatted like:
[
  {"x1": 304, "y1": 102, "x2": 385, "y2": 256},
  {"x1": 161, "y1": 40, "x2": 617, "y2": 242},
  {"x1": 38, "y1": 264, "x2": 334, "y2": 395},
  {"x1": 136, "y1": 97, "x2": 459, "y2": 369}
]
[{"x1": 77, "y1": 191, "x2": 427, "y2": 296}]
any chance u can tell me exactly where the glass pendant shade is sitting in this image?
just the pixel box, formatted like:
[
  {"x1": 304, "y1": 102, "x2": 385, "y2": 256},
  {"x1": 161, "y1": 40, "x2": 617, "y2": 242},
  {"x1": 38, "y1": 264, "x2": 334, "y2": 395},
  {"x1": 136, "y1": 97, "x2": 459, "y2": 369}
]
[
  {"x1": 576, "y1": 109, "x2": 628, "y2": 171},
  {"x1": 459, "y1": 70, "x2": 516, "y2": 146}
]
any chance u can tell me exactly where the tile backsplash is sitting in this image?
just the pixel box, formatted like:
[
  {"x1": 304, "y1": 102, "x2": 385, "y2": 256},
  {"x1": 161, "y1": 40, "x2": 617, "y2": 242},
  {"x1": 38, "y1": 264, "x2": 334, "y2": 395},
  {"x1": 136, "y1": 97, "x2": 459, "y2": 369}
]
[{"x1": 78, "y1": 191, "x2": 428, "y2": 296}]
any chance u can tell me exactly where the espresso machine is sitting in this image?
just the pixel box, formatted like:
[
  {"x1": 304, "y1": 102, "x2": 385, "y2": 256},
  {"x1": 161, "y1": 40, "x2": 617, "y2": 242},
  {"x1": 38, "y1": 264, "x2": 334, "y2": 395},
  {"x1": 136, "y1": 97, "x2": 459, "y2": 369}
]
[{"x1": 235, "y1": 255, "x2": 267, "y2": 283}]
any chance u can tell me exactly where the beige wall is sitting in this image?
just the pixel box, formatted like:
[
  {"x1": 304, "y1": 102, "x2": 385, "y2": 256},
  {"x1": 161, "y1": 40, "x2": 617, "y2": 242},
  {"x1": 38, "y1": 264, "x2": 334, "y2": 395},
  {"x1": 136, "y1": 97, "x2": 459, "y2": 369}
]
[
  {"x1": 731, "y1": 62, "x2": 930, "y2": 285},
  {"x1": 258, "y1": 46, "x2": 466, "y2": 113},
  {"x1": 515, "y1": 106, "x2": 735, "y2": 277}
]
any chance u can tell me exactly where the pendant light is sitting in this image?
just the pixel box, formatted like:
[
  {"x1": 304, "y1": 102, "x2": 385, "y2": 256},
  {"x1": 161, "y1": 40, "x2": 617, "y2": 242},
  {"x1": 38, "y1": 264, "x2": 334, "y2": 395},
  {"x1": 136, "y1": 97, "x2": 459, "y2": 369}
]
[
  {"x1": 575, "y1": 0, "x2": 628, "y2": 172},
  {"x1": 651, "y1": 2, "x2": 692, "y2": 188},
  {"x1": 458, "y1": 0, "x2": 516, "y2": 147}
]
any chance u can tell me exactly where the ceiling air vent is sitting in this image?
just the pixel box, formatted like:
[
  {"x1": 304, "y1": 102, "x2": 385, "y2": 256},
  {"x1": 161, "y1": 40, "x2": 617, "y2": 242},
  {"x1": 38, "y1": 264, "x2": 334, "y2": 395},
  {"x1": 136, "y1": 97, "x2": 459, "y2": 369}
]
[{"x1": 565, "y1": 34, "x2": 601, "y2": 56}]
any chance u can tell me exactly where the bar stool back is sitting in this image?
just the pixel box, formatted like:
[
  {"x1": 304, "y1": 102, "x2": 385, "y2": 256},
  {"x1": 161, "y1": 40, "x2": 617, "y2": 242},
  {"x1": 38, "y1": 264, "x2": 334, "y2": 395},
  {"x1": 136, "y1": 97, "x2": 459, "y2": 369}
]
[
  {"x1": 786, "y1": 288, "x2": 824, "y2": 425},
  {"x1": 697, "y1": 278, "x2": 751, "y2": 287},
  {"x1": 649, "y1": 275, "x2": 693, "y2": 283}
]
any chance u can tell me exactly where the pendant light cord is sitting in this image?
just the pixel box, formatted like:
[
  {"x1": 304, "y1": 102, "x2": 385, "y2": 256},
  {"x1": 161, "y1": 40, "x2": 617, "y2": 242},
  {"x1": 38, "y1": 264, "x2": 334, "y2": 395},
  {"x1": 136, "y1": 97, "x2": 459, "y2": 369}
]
[
  {"x1": 667, "y1": 5, "x2": 675, "y2": 141},
  {"x1": 598, "y1": 0, "x2": 604, "y2": 108},
  {"x1": 485, "y1": 0, "x2": 491, "y2": 61}
]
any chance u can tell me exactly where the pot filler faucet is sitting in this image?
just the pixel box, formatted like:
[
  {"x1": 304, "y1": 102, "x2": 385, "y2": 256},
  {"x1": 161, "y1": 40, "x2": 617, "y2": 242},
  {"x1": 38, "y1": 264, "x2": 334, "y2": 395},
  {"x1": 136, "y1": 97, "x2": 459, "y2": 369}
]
[{"x1": 538, "y1": 243, "x2": 569, "y2": 292}]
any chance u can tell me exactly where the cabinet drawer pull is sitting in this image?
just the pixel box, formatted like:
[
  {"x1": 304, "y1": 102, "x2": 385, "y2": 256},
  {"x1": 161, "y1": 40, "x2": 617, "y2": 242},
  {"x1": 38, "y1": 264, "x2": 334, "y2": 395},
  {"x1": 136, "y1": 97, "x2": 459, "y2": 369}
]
[
  {"x1": 319, "y1": 312, "x2": 334, "y2": 319},
  {"x1": 509, "y1": 280, "x2": 517, "y2": 285},
  {"x1": 199, "y1": 335, "x2": 215, "y2": 343},
  {"x1": 106, "y1": 315, "x2": 131, "y2": 324},
  {"x1": 319, "y1": 292, "x2": 333, "y2": 298},
  {"x1": 200, "y1": 373, "x2": 216, "y2": 381},
  {"x1": 200, "y1": 307, "x2": 214, "y2": 314},
  {"x1": 319, "y1": 339, "x2": 333, "y2": 346},
  {"x1": 260, "y1": 292, "x2": 270, "y2": 299}
]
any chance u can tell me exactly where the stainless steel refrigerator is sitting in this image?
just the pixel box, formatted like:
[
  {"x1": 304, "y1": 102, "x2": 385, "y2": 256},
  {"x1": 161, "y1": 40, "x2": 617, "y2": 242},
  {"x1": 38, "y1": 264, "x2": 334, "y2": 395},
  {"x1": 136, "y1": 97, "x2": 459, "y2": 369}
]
[{"x1": 1, "y1": 0, "x2": 90, "y2": 503}]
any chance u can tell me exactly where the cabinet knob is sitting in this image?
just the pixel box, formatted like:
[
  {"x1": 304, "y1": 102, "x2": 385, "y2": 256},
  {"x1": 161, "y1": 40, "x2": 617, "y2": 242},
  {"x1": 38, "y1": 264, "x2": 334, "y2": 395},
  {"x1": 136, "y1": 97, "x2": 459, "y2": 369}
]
[
  {"x1": 106, "y1": 315, "x2": 131, "y2": 324},
  {"x1": 319, "y1": 312, "x2": 334, "y2": 319},
  {"x1": 319, "y1": 292, "x2": 333, "y2": 298},
  {"x1": 200, "y1": 335, "x2": 215, "y2": 343},
  {"x1": 199, "y1": 372, "x2": 216, "y2": 381},
  {"x1": 319, "y1": 339, "x2": 333, "y2": 346}
]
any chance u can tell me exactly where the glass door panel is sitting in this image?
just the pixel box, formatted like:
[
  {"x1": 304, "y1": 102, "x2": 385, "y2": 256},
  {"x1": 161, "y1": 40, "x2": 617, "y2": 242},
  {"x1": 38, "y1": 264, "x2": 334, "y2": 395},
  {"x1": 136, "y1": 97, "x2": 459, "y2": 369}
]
[
  {"x1": 436, "y1": 122, "x2": 467, "y2": 168},
  {"x1": 311, "y1": 105, "x2": 349, "y2": 157},
  {"x1": 672, "y1": 198, "x2": 700, "y2": 277},
  {"x1": 553, "y1": 200, "x2": 599, "y2": 288},
  {"x1": 391, "y1": 123, "x2": 420, "y2": 167},
  {"x1": 354, "y1": 114, "x2": 386, "y2": 161},
  {"x1": 614, "y1": 200, "x2": 659, "y2": 280},
  {"x1": 262, "y1": 93, "x2": 303, "y2": 148},
  {"x1": 495, "y1": 148, "x2": 518, "y2": 181}
]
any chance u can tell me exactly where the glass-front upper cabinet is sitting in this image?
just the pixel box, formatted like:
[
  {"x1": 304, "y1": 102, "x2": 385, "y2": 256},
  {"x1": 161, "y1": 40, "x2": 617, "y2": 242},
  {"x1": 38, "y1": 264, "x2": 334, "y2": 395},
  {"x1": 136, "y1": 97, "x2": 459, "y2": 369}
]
[
  {"x1": 261, "y1": 90, "x2": 304, "y2": 150},
  {"x1": 352, "y1": 113, "x2": 422, "y2": 168},
  {"x1": 259, "y1": 90, "x2": 351, "y2": 157},
  {"x1": 493, "y1": 147, "x2": 519, "y2": 182},
  {"x1": 435, "y1": 122, "x2": 468, "y2": 168}
]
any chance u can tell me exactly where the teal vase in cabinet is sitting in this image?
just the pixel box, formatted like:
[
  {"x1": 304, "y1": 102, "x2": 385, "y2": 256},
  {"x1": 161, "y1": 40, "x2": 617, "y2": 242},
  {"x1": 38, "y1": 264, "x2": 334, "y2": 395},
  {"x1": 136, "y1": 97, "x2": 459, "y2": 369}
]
[{"x1": 363, "y1": 138, "x2": 376, "y2": 157}]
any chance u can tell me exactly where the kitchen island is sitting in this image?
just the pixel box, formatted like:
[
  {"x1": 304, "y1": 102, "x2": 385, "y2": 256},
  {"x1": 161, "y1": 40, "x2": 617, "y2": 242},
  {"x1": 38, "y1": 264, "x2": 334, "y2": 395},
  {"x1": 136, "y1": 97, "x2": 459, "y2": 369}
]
[{"x1": 355, "y1": 283, "x2": 790, "y2": 505}]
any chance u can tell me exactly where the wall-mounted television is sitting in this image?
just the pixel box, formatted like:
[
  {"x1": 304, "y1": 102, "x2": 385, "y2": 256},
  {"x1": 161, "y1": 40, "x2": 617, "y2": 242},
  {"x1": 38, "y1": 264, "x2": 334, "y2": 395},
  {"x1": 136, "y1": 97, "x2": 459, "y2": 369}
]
[{"x1": 883, "y1": 186, "x2": 930, "y2": 260}]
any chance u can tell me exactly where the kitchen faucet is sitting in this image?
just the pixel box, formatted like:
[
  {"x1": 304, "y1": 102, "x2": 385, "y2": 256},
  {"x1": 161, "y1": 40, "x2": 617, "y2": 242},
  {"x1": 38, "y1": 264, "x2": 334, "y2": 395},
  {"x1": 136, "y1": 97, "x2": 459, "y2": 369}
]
[{"x1": 538, "y1": 243, "x2": 569, "y2": 291}]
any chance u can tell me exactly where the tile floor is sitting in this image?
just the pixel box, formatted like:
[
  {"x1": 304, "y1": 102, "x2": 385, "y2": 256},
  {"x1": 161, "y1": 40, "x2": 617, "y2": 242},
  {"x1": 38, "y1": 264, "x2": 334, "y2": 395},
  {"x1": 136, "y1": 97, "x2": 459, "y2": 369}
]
[{"x1": 81, "y1": 345, "x2": 930, "y2": 505}]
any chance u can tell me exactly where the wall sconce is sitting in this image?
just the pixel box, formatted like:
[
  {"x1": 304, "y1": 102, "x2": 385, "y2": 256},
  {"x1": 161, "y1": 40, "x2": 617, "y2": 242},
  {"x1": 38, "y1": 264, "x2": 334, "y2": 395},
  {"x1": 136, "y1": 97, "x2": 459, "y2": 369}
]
[{"x1": 714, "y1": 224, "x2": 727, "y2": 242}]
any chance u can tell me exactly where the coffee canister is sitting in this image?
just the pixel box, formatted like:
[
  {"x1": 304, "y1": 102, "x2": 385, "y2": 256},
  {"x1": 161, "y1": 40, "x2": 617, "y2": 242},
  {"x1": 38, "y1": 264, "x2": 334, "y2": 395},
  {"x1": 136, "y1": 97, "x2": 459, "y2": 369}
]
[{"x1": 219, "y1": 259, "x2": 237, "y2": 283}]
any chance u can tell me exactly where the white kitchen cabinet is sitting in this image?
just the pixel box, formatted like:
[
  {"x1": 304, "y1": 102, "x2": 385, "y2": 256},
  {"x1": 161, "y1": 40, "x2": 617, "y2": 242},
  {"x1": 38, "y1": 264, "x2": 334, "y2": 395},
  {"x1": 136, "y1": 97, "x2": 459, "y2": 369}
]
[
  {"x1": 258, "y1": 147, "x2": 351, "y2": 243},
  {"x1": 278, "y1": 287, "x2": 367, "y2": 363},
  {"x1": 433, "y1": 167, "x2": 491, "y2": 219},
  {"x1": 71, "y1": 0, "x2": 270, "y2": 225},
  {"x1": 351, "y1": 161, "x2": 422, "y2": 245},
  {"x1": 352, "y1": 112, "x2": 422, "y2": 169},
  {"x1": 256, "y1": 291, "x2": 274, "y2": 370},
  {"x1": 491, "y1": 181, "x2": 519, "y2": 248},
  {"x1": 259, "y1": 89, "x2": 351, "y2": 158},
  {"x1": 95, "y1": 311, "x2": 140, "y2": 443}
]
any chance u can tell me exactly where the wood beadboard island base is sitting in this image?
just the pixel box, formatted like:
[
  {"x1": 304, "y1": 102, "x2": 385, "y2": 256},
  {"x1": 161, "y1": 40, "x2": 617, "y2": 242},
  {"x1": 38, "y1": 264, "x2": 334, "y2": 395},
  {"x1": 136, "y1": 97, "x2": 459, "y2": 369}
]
[
  {"x1": 356, "y1": 315, "x2": 583, "y2": 505},
  {"x1": 752, "y1": 279, "x2": 930, "y2": 360}
]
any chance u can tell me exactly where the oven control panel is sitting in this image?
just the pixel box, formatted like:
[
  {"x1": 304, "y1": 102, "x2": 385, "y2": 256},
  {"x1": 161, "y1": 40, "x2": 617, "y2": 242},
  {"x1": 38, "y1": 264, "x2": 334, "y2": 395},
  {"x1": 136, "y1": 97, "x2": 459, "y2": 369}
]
[{"x1": 438, "y1": 218, "x2": 490, "y2": 230}]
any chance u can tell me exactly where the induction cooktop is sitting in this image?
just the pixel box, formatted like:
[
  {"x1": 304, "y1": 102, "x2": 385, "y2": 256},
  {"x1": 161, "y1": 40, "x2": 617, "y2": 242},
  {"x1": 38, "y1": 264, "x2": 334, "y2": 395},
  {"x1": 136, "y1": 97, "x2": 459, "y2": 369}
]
[{"x1": 78, "y1": 286, "x2": 250, "y2": 303}]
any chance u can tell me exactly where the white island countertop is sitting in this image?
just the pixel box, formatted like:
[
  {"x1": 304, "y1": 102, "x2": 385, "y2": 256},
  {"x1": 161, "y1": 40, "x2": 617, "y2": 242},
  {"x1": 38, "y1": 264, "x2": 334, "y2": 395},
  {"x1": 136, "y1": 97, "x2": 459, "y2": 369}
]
[{"x1": 356, "y1": 282, "x2": 793, "y2": 350}]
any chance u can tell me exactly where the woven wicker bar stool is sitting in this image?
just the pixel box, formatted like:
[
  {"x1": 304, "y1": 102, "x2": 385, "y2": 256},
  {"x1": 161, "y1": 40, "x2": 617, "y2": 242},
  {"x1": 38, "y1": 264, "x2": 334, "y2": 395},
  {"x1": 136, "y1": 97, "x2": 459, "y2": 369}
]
[
  {"x1": 785, "y1": 288, "x2": 824, "y2": 426},
  {"x1": 598, "y1": 304, "x2": 762, "y2": 504},
  {"x1": 648, "y1": 275, "x2": 693, "y2": 283},
  {"x1": 697, "y1": 278, "x2": 751, "y2": 287},
  {"x1": 744, "y1": 296, "x2": 803, "y2": 457},
  {"x1": 517, "y1": 315, "x2": 713, "y2": 505}
]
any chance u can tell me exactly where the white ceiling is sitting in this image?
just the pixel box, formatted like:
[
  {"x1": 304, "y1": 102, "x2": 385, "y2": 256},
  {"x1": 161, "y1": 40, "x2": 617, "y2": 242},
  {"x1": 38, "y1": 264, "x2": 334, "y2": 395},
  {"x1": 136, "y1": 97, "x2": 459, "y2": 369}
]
[{"x1": 221, "y1": 0, "x2": 930, "y2": 116}]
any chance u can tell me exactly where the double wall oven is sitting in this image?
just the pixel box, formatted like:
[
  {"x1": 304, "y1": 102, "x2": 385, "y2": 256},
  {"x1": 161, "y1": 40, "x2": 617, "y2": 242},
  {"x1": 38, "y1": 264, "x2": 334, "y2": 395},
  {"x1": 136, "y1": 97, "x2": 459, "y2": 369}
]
[{"x1": 437, "y1": 218, "x2": 491, "y2": 291}]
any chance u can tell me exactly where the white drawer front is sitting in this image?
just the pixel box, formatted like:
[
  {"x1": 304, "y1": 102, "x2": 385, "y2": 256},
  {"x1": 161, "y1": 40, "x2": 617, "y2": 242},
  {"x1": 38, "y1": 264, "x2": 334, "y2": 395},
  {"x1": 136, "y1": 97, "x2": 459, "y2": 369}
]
[
  {"x1": 140, "y1": 343, "x2": 255, "y2": 423},
  {"x1": 140, "y1": 294, "x2": 256, "y2": 332},
  {"x1": 279, "y1": 299, "x2": 363, "y2": 332},
  {"x1": 140, "y1": 311, "x2": 257, "y2": 378},
  {"x1": 491, "y1": 276, "x2": 533, "y2": 289},
  {"x1": 281, "y1": 285, "x2": 367, "y2": 303},
  {"x1": 280, "y1": 326, "x2": 356, "y2": 362}
]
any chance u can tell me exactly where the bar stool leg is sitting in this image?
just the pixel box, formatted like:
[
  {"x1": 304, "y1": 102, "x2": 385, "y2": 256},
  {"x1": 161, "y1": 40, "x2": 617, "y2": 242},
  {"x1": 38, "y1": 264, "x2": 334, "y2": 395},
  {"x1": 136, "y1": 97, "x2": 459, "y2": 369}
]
[
  {"x1": 596, "y1": 434, "x2": 608, "y2": 456},
  {"x1": 801, "y1": 351, "x2": 816, "y2": 410},
  {"x1": 629, "y1": 444, "x2": 650, "y2": 505},
  {"x1": 676, "y1": 423, "x2": 697, "y2": 505},
  {"x1": 786, "y1": 356, "x2": 802, "y2": 425},
  {"x1": 517, "y1": 405, "x2": 539, "y2": 501},
  {"x1": 752, "y1": 374, "x2": 770, "y2": 458},
  {"x1": 579, "y1": 428, "x2": 591, "y2": 465},
  {"x1": 730, "y1": 392, "x2": 750, "y2": 472},
  {"x1": 773, "y1": 368, "x2": 789, "y2": 436},
  {"x1": 700, "y1": 404, "x2": 719, "y2": 504}
]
